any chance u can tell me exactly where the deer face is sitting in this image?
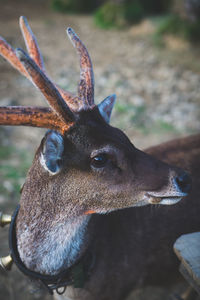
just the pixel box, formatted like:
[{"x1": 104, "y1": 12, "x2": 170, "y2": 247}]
[{"x1": 33, "y1": 106, "x2": 191, "y2": 216}]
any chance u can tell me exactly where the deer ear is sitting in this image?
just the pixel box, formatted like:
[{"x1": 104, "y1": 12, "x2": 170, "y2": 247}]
[
  {"x1": 40, "y1": 131, "x2": 64, "y2": 175},
  {"x1": 98, "y1": 94, "x2": 116, "y2": 123}
]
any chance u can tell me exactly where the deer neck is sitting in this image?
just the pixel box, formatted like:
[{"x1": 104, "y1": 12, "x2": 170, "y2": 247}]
[
  {"x1": 15, "y1": 157, "x2": 95, "y2": 275},
  {"x1": 17, "y1": 212, "x2": 91, "y2": 276},
  {"x1": 16, "y1": 199, "x2": 92, "y2": 276}
]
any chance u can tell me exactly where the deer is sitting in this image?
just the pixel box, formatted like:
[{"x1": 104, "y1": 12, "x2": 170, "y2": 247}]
[{"x1": 0, "y1": 16, "x2": 199, "y2": 300}]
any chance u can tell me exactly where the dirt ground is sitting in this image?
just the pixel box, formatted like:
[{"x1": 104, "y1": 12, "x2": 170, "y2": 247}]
[{"x1": 0, "y1": 0, "x2": 200, "y2": 299}]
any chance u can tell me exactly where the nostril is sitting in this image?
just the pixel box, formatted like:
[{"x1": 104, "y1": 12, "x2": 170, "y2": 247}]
[{"x1": 175, "y1": 173, "x2": 192, "y2": 194}]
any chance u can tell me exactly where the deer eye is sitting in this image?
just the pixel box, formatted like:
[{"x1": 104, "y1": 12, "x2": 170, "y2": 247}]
[{"x1": 91, "y1": 153, "x2": 108, "y2": 168}]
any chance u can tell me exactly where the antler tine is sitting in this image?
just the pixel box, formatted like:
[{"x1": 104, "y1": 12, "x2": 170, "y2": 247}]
[
  {"x1": 0, "y1": 37, "x2": 28, "y2": 78},
  {"x1": 0, "y1": 17, "x2": 77, "y2": 109},
  {"x1": 19, "y1": 16, "x2": 45, "y2": 71},
  {"x1": 0, "y1": 106, "x2": 70, "y2": 133},
  {"x1": 19, "y1": 16, "x2": 81, "y2": 109},
  {"x1": 67, "y1": 28, "x2": 94, "y2": 108},
  {"x1": 16, "y1": 48, "x2": 75, "y2": 124}
]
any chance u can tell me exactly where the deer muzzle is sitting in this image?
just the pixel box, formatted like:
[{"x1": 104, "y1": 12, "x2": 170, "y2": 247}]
[{"x1": 145, "y1": 171, "x2": 192, "y2": 205}]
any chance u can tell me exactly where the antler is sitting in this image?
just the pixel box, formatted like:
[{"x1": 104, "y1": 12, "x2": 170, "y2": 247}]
[
  {"x1": 16, "y1": 48, "x2": 75, "y2": 123},
  {"x1": 0, "y1": 36, "x2": 28, "y2": 77},
  {"x1": 67, "y1": 27, "x2": 94, "y2": 108},
  {"x1": 0, "y1": 107, "x2": 71, "y2": 132},
  {"x1": 0, "y1": 16, "x2": 95, "y2": 133},
  {"x1": 19, "y1": 16, "x2": 45, "y2": 71}
]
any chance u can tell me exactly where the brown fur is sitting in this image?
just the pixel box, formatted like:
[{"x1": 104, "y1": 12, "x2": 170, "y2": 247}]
[
  {"x1": 54, "y1": 133, "x2": 200, "y2": 300},
  {"x1": 15, "y1": 107, "x2": 199, "y2": 299}
]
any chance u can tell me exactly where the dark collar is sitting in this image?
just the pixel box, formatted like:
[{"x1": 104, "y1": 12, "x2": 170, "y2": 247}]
[{"x1": 9, "y1": 205, "x2": 94, "y2": 295}]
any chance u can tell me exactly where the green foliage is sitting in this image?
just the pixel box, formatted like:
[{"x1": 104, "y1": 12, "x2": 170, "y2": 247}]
[
  {"x1": 156, "y1": 14, "x2": 200, "y2": 42},
  {"x1": 94, "y1": 1, "x2": 126, "y2": 29},
  {"x1": 94, "y1": 0, "x2": 145, "y2": 29},
  {"x1": 51, "y1": 0, "x2": 99, "y2": 13},
  {"x1": 124, "y1": 1, "x2": 144, "y2": 24},
  {"x1": 94, "y1": 0, "x2": 173, "y2": 29},
  {"x1": 51, "y1": 0, "x2": 173, "y2": 28}
]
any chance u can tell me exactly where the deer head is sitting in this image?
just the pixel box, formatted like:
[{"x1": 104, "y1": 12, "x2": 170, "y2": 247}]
[{"x1": 0, "y1": 17, "x2": 191, "y2": 276}]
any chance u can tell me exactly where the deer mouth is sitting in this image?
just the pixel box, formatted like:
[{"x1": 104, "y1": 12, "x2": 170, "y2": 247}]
[
  {"x1": 144, "y1": 172, "x2": 192, "y2": 205},
  {"x1": 146, "y1": 193, "x2": 186, "y2": 205}
]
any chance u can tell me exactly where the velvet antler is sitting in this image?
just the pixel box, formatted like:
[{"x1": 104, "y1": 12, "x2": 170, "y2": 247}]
[
  {"x1": 19, "y1": 16, "x2": 82, "y2": 110},
  {"x1": 0, "y1": 16, "x2": 95, "y2": 133},
  {"x1": 16, "y1": 48, "x2": 75, "y2": 123},
  {"x1": 67, "y1": 27, "x2": 94, "y2": 108},
  {"x1": 0, "y1": 107, "x2": 67, "y2": 131},
  {"x1": 19, "y1": 16, "x2": 45, "y2": 71}
]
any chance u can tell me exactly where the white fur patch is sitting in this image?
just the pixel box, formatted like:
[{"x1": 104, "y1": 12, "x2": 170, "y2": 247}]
[{"x1": 17, "y1": 214, "x2": 91, "y2": 275}]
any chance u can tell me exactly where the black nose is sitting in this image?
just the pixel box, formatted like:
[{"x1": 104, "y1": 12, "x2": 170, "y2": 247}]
[{"x1": 175, "y1": 172, "x2": 192, "y2": 194}]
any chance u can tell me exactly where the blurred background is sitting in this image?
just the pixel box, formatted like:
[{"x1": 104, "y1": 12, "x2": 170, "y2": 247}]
[{"x1": 0, "y1": 0, "x2": 200, "y2": 299}]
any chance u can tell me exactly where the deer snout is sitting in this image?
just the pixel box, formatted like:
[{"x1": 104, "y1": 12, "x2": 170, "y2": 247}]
[
  {"x1": 174, "y1": 172, "x2": 192, "y2": 195},
  {"x1": 145, "y1": 169, "x2": 192, "y2": 206}
]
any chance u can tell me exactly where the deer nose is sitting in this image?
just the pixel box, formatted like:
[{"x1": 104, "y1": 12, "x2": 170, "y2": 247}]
[{"x1": 175, "y1": 172, "x2": 192, "y2": 194}]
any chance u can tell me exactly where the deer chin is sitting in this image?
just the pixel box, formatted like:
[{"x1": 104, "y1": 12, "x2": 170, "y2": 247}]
[
  {"x1": 158, "y1": 197, "x2": 182, "y2": 205},
  {"x1": 145, "y1": 193, "x2": 186, "y2": 205}
]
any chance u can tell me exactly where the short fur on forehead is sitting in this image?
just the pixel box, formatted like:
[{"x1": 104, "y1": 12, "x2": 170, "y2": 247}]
[{"x1": 38, "y1": 96, "x2": 117, "y2": 176}]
